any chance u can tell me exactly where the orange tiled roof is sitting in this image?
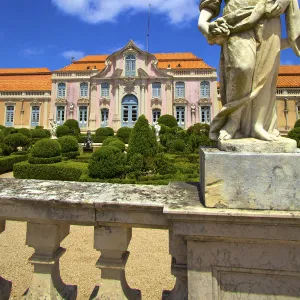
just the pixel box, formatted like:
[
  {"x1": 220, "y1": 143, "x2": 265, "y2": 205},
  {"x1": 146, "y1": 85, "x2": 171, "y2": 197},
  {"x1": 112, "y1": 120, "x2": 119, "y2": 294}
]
[
  {"x1": 154, "y1": 53, "x2": 197, "y2": 60},
  {"x1": 0, "y1": 68, "x2": 50, "y2": 75},
  {"x1": 277, "y1": 65, "x2": 300, "y2": 87},
  {"x1": 58, "y1": 62, "x2": 106, "y2": 72},
  {"x1": 158, "y1": 60, "x2": 212, "y2": 69},
  {"x1": 0, "y1": 74, "x2": 52, "y2": 91},
  {"x1": 76, "y1": 55, "x2": 109, "y2": 63}
]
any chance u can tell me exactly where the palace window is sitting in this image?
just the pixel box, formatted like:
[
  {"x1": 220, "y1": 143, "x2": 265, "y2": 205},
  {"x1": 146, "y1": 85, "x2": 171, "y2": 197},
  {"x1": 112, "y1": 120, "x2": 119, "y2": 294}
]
[
  {"x1": 176, "y1": 106, "x2": 185, "y2": 127},
  {"x1": 80, "y1": 82, "x2": 89, "y2": 98},
  {"x1": 175, "y1": 82, "x2": 185, "y2": 98},
  {"x1": 200, "y1": 106, "x2": 211, "y2": 124},
  {"x1": 152, "y1": 109, "x2": 161, "y2": 124},
  {"x1": 5, "y1": 106, "x2": 14, "y2": 127},
  {"x1": 78, "y1": 106, "x2": 88, "y2": 128},
  {"x1": 152, "y1": 82, "x2": 161, "y2": 98},
  {"x1": 57, "y1": 83, "x2": 66, "y2": 98},
  {"x1": 297, "y1": 105, "x2": 300, "y2": 119},
  {"x1": 200, "y1": 81, "x2": 210, "y2": 98},
  {"x1": 31, "y1": 106, "x2": 40, "y2": 127},
  {"x1": 101, "y1": 108, "x2": 109, "y2": 127},
  {"x1": 56, "y1": 106, "x2": 65, "y2": 125},
  {"x1": 101, "y1": 83, "x2": 110, "y2": 98},
  {"x1": 125, "y1": 54, "x2": 136, "y2": 77}
]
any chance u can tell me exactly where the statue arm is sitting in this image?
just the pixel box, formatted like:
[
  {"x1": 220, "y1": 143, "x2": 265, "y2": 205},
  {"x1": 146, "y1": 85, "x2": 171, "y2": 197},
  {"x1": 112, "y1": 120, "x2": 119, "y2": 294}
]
[{"x1": 198, "y1": 8, "x2": 214, "y2": 36}]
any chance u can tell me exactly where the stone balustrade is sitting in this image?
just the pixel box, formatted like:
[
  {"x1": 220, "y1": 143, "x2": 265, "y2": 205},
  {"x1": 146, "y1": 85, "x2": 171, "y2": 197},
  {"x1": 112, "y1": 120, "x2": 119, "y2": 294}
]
[{"x1": 0, "y1": 179, "x2": 300, "y2": 299}]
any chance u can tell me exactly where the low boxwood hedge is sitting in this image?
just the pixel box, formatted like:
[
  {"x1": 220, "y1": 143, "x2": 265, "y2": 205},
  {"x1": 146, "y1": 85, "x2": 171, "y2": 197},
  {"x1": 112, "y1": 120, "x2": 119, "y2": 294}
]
[
  {"x1": 28, "y1": 156, "x2": 62, "y2": 164},
  {"x1": 14, "y1": 161, "x2": 87, "y2": 181},
  {"x1": 0, "y1": 154, "x2": 28, "y2": 174}
]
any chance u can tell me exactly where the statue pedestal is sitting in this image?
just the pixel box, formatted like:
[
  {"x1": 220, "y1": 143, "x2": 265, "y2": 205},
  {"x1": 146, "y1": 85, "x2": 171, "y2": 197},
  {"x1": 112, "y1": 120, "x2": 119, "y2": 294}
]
[{"x1": 200, "y1": 143, "x2": 300, "y2": 211}]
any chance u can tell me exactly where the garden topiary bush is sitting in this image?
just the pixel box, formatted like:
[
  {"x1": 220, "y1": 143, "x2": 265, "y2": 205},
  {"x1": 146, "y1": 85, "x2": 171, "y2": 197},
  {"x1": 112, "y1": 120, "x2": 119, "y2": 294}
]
[
  {"x1": 14, "y1": 161, "x2": 87, "y2": 181},
  {"x1": 116, "y1": 127, "x2": 132, "y2": 144},
  {"x1": 127, "y1": 115, "x2": 158, "y2": 170},
  {"x1": 187, "y1": 123, "x2": 210, "y2": 137},
  {"x1": 17, "y1": 128, "x2": 32, "y2": 138},
  {"x1": 157, "y1": 114, "x2": 178, "y2": 128},
  {"x1": 288, "y1": 127, "x2": 300, "y2": 147},
  {"x1": 294, "y1": 119, "x2": 300, "y2": 128},
  {"x1": 4, "y1": 133, "x2": 30, "y2": 152},
  {"x1": 109, "y1": 139, "x2": 126, "y2": 152},
  {"x1": 56, "y1": 125, "x2": 70, "y2": 137},
  {"x1": 168, "y1": 139, "x2": 186, "y2": 153},
  {"x1": 58, "y1": 136, "x2": 80, "y2": 159},
  {"x1": 102, "y1": 136, "x2": 119, "y2": 146},
  {"x1": 2, "y1": 127, "x2": 17, "y2": 137},
  {"x1": 0, "y1": 154, "x2": 29, "y2": 174},
  {"x1": 95, "y1": 127, "x2": 114, "y2": 142},
  {"x1": 0, "y1": 130, "x2": 4, "y2": 143},
  {"x1": 64, "y1": 119, "x2": 80, "y2": 136},
  {"x1": 31, "y1": 128, "x2": 51, "y2": 139},
  {"x1": 88, "y1": 146, "x2": 126, "y2": 179},
  {"x1": 29, "y1": 139, "x2": 62, "y2": 164}
]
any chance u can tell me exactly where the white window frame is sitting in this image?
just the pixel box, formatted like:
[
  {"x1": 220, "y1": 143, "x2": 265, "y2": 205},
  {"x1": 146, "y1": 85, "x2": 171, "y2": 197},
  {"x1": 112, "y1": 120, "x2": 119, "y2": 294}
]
[
  {"x1": 174, "y1": 105, "x2": 186, "y2": 127},
  {"x1": 199, "y1": 105, "x2": 211, "y2": 124},
  {"x1": 152, "y1": 109, "x2": 161, "y2": 124},
  {"x1": 200, "y1": 81, "x2": 210, "y2": 98},
  {"x1": 152, "y1": 82, "x2": 161, "y2": 98},
  {"x1": 80, "y1": 82, "x2": 89, "y2": 98},
  {"x1": 101, "y1": 82, "x2": 110, "y2": 98},
  {"x1": 56, "y1": 105, "x2": 66, "y2": 125},
  {"x1": 5, "y1": 105, "x2": 15, "y2": 127},
  {"x1": 101, "y1": 108, "x2": 109, "y2": 127},
  {"x1": 175, "y1": 82, "x2": 185, "y2": 98},
  {"x1": 57, "y1": 82, "x2": 66, "y2": 98},
  {"x1": 31, "y1": 105, "x2": 40, "y2": 127},
  {"x1": 78, "y1": 105, "x2": 89, "y2": 128},
  {"x1": 125, "y1": 54, "x2": 136, "y2": 77}
]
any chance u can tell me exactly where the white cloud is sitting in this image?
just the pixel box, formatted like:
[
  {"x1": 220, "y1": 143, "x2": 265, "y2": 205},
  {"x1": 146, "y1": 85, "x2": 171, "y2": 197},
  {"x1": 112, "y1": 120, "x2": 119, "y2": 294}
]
[
  {"x1": 51, "y1": 0, "x2": 198, "y2": 24},
  {"x1": 23, "y1": 48, "x2": 44, "y2": 55},
  {"x1": 62, "y1": 50, "x2": 85, "y2": 60}
]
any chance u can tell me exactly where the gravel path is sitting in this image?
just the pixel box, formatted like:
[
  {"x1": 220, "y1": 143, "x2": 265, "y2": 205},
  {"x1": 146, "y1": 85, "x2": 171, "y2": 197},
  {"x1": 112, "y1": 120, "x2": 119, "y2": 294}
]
[{"x1": 0, "y1": 220, "x2": 175, "y2": 300}]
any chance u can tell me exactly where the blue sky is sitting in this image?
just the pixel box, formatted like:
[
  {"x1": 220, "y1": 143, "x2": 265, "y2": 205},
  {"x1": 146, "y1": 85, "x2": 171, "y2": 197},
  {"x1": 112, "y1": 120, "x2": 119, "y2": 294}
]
[{"x1": 0, "y1": 0, "x2": 298, "y2": 71}]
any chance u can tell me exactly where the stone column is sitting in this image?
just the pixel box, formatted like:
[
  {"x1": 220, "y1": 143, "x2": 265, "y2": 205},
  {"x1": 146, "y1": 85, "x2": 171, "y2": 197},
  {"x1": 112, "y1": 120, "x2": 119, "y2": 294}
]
[
  {"x1": 91, "y1": 226, "x2": 141, "y2": 300},
  {"x1": 89, "y1": 83, "x2": 98, "y2": 131},
  {"x1": 162, "y1": 231, "x2": 188, "y2": 300},
  {"x1": 23, "y1": 223, "x2": 77, "y2": 300},
  {"x1": 112, "y1": 82, "x2": 121, "y2": 130},
  {"x1": 0, "y1": 220, "x2": 12, "y2": 300},
  {"x1": 166, "y1": 82, "x2": 173, "y2": 115},
  {"x1": 43, "y1": 99, "x2": 49, "y2": 129}
]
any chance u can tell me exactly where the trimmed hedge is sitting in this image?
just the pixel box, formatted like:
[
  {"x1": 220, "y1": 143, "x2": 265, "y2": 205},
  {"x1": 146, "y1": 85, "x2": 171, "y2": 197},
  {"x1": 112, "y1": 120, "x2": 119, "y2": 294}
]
[
  {"x1": 3, "y1": 133, "x2": 30, "y2": 152},
  {"x1": 56, "y1": 125, "x2": 70, "y2": 137},
  {"x1": 14, "y1": 161, "x2": 87, "y2": 181},
  {"x1": 31, "y1": 128, "x2": 51, "y2": 139},
  {"x1": 157, "y1": 114, "x2": 178, "y2": 128},
  {"x1": 58, "y1": 136, "x2": 79, "y2": 159},
  {"x1": 187, "y1": 123, "x2": 210, "y2": 137},
  {"x1": 95, "y1": 127, "x2": 114, "y2": 137},
  {"x1": 288, "y1": 127, "x2": 300, "y2": 147},
  {"x1": 109, "y1": 140, "x2": 126, "y2": 152},
  {"x1": 17, "y1": 128, "x2": 32, "y2": 138},
  {"x1": 169, "y1": 139, "x2": 186, "y2": 153},
  {"x1": 0, "y1": 154, "x2": 28, "y2": 174},
  {"x1": 31, "y1": 139, "x2": 61, "y2": 158},
  {"x1": 294, "y1": 119, "x2": 300, "y2": 128},
  {"x1": 28, "y1": 156, "x2": 62, "y2": 164},
  {"x1": 102, "y1": 136, "x2": 119, "y2": 146},
  {"x1": 63, "y1": 119, "x2": 80, "y2": 136},
  {"x1": 88, "y1": 146, "x2": 126, "y2": 179},
  {"x1": 117, "y1": 127, "x2": 132, "y2": 144}
]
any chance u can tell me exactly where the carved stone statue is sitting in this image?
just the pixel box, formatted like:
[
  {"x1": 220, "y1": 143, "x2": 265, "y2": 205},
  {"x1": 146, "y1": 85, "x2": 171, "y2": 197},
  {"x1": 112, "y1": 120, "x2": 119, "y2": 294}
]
[
  {"x1": 198, "y1": 0, "x2": 300, "y2": 142},
  {"x1": 50, "y1": 121, "x2": 58, "y2": 139},
  {"x1": 153, "y1": 122, "x2": 161, "y2": 141},
  {"x1": 83, "y1": 130, "x2": 93, "y2": 151}
]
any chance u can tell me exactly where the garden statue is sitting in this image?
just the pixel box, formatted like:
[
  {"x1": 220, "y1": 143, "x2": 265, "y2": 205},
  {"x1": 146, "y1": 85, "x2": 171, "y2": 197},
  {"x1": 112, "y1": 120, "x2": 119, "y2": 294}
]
[
  {"x1": 50, "y1": 121, "x2": 58, "y2": 139},
  {"x1": 198, "y1": 0, "x2": 300, "y2": 142},
  {"x1": 69, "y1": 103, "x2": 74, "y2": 118},
  {"x1": 83, "y1": 130, "x2": 93, "y2": 152},
  {"x1": 153, "y1": 122, "x2": 161, "y2": 141}
]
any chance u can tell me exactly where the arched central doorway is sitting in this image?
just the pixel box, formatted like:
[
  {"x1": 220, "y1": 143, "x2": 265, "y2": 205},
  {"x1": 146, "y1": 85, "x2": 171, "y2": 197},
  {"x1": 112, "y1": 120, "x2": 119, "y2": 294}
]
[{"x1": 122, "y1": 94, "x2": 138, "y2": 128}]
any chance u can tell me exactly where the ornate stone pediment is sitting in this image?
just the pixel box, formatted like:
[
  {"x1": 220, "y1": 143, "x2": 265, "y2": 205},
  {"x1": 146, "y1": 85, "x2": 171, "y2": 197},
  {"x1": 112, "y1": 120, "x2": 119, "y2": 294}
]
[
  {"x1": 99, "y1": 97, "x2": 110, "y2": 106},
  {"x1": 77, "y1": 98, "x2": 90, "y2": 105},
  {"x1": 56, "y1": 98, "x2": 67, "y2": 104},
  {"x1": 165, "y1": 83, "x2": 172, "y2": 91},
  {"x1": 122, "y1": 47, "x2": 139, "y2": 58},
  {"x1": 151, "y1": 98, "x2": 162, "y2": 109},
  {"x1": 30, "y1": 98, "x2": 42, "y2": 106},
  {"x1": 174, "y1": 98, "x2": 188, "y2": 104},
  {"x1": 123, "y1": 77, "x2": 136, "y2": 93},
  {"x1": 5, "y1": 99, "x2": 16, "y2": 106},
  {"x1": 91, "y1": 84, "x2": 97, "y2": 91},
  {"x1": 198, "y1": 97, "x2": 211, "y2": 104}
]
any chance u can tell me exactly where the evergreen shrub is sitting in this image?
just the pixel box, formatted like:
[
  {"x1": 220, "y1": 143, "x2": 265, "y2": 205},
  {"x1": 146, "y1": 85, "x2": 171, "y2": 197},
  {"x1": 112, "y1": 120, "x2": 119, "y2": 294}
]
[
  {"x1": 64, "y1": 119, "x2": 80, "y2": 135},
  {"x1": 2, "y1": 127, "x2": 17, "y2": 137},
  {"x1": 187, "y1": 123, "x2": 210, "y2": 137},
  {"x1": 0, "y1": 130, "x2": 4, "y2": 143},
  {"x1": 102, "y1": 136, "x2": 119, "y2": 146},
  {"x1": 159, "y1": 124, "x2": 169, "y2": 135},
  {"x1": 109, "y1": 140, "x2": 126, "y2": 152},
  {"x1": 294, "y1": 119, "x2": 300, "y2": 128},
  {"x1": 154, "y1": 153, "x2": 176, "y2": 175},
  {"x1": 17, "y1": 128, "x2": 32, "y2": 138},
  {"x1": 14, "y1": 161, "x2": 87, "y2": 181},
  {"x1": 30, "y1": 139, "x2": 61, "y2": 164},
  {"x1": 95, "y1": 127, "x2": 114, "y2": 137},
  {"x1": 58, "y1": 136, "x2": 80, "y2": 159},
  {"x1": 88, "y1": 146, "x2": 126, "y2": 179},
  {"x1": 56, "y1": 125, "x2": 70, "y2": 137},
  {"x1": 169, "y1": 139, "x2": 186, "y2": 153},
  {"x1": 116, "y1": 127, "x2": 132, "y2": 144},
  {"x1": 157, "y1": 114, "x2": 178, "y2": 128},
  {"x1": 4, "y1": 133, "x2": 30, "y2": 152},
  {"x1": 288, "y1": 127, "x2": 300, "y2": 147},
  {"x1": 31, "y1": 128, "x2": 51, "y2": 139},
  {"x1": 127, "y1": 115, "x2": 158, "y2": 169},
  {"x1": 0, "y1": 154, "x2": 28, "y2": 174}
]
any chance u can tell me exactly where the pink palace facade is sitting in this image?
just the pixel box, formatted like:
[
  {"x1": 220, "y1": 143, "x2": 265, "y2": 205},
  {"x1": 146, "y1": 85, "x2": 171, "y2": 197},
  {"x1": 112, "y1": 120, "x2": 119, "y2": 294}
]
[{"x1": 50, "y1": 41, "x2": 219, "y2": 131}]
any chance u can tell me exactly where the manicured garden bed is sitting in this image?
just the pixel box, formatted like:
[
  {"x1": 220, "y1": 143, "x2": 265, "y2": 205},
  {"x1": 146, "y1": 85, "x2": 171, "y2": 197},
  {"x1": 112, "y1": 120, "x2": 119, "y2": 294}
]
[{"x1": 0, "y1": 154, "x2": 29, "y2": 174}]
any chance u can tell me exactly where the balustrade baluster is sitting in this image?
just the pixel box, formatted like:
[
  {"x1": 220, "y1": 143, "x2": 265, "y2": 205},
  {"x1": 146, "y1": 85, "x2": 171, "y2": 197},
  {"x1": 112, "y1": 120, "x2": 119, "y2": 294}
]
[
  {"x1": 163, "y1": 231, "x2": 188, "y2": 300},
  {"x1": 91, "y1": 226, "x2": 141, "y2": 300},
  {"x1": 0, "y1": 220, "x2": 12, "y2": 300},
  {"x1": 23, "y1": 223, "x2": 77, "y2": 300}
]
